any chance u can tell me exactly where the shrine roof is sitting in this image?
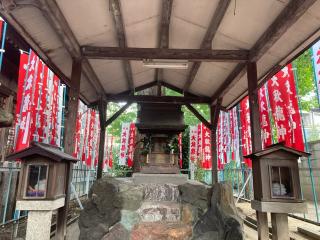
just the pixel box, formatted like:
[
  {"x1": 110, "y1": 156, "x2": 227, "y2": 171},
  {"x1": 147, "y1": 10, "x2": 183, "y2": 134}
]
[{"x1": 1, "y1": 0, "x2": 319, "y2": 108}]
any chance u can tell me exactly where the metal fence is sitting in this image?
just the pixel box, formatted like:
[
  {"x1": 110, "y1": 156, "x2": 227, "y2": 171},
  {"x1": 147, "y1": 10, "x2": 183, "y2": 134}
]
[{"x1": 0, "y1": 161, "x2": 96, "y2": 226}]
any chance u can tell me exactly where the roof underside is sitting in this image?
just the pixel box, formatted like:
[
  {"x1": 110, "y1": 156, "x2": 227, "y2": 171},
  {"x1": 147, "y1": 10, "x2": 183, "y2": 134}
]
[{"x1": 1, "y1": 0, "x2": 320, "y2": 108}]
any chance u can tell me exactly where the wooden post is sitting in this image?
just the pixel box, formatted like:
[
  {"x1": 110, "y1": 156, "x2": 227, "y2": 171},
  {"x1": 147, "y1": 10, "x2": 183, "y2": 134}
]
[
  {"x1": 210, "y1": 100, "x2": 221, "y2": 184},
  {"x1": 247, "y1": 62, "x2": 268, "y2": 240},
  {"x1": 56, "y1": 58, "x2": 82, "y2": 240},
  {"x1": 97, "y1": 98, "x2": 107, "y2": 179}
]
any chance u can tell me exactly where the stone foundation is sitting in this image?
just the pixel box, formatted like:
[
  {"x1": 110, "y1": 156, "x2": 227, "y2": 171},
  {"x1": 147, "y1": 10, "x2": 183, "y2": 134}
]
[{"x1": 79, "y1": 176, "x2": 243, "y2": 240}]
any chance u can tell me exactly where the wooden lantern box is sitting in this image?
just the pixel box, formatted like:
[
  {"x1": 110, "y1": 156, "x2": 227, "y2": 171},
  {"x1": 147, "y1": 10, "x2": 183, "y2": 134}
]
[
  {"x1": 7, "y1": 142, "x2": 78, "y2": 201},
  {"x1": 247, "y1": 143, "x2": 309, "y2": 203},
  {"x1": 246, "y1": 143, "x2": 309, "y2": 214}
]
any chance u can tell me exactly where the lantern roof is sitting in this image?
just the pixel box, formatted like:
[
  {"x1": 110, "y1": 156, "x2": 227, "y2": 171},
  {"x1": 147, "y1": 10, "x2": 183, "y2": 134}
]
[
  {"x1": 245, "y1": 142, "x2": 311, "y2": 159},
  {"x1": 7, "y1": 142, "x2": 79, "y2": 163}
]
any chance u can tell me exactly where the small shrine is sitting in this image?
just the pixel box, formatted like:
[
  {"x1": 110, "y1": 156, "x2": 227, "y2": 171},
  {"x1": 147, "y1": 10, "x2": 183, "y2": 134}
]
[{"x1": 135, "y1": 103, "x2": 186, "y2": 174}]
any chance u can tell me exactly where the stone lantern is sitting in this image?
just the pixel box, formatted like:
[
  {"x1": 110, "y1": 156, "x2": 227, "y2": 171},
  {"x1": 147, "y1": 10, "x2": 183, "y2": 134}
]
[
  {"x1": 7, "y1": 142, "x2": 78, "y2": 240},
  {"x1": 246, "y1": 142, "x2": 309, "y2": 240}
]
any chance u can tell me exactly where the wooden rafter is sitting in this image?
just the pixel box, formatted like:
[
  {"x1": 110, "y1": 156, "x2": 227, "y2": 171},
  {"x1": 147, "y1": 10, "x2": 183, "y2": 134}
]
[
  {"x1": 105, "y1": 102, "x2": 132, "y2": 126},
  {"x1": 185, "y1": 104, "x2": 211, "y2": 129},
  {"x1": 183, "y1": 0, "x2": 231, "y2": 91},
  {"x1": 81, "y1": 46, "x2": 249, "y2": 62},
  {"x1": 106, "y1": 95, "x2": 211, "y2": 104},
  {"x1": 211, "y1": 0, "x2": 317, "y2": 103},
  {"x1": 37, "y1": 0, "x2": 104, "y2": 94},
  {"x1": 156, "y1": 0, "x2": 173, "y2": 95},
  {"x1": 109, "y1": 0, "x2": 134, "y2": 91}
]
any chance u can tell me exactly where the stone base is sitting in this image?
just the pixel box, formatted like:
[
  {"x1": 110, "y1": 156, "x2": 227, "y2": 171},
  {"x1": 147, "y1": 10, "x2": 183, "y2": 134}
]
[
  {"x1": 26, "y1": 210, "x2": 53, "y2": 240},
  {"x1": 16, "y1": 197, "x2": 65, "y2": 211},
  {"x1": 132, "y1": 173, "x2": 188, "y2": 185},
  {"x1": 140, "y1": 165, "x2": 180, "y2": 174}
]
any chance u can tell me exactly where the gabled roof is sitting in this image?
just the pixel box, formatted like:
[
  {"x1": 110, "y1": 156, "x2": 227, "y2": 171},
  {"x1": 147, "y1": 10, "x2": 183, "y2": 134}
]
[
  {"x1": 7, "y1": 142, "x2": 79, "y2": 163},
  {"x1": 245, "y1": 142, "x2": 310, "y2": 159},
  {"x1": 1, "y1": 0, "x2": 319, "y2": 108}
]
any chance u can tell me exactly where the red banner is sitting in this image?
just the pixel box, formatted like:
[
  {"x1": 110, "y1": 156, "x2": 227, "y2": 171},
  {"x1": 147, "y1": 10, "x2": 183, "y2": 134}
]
[
  {"x1": 258, "y1": 84, "x2": 272, "y2": 149},
  {"x1": 201, "y1": 124, "x2": 212, "y2": 169},
  {"x1": 38, "y1": 65, "x2": 48, "y2": 142},
  {"x1": 197, "y1": 123, "x2": 202, "y2": 161},
  {"x1": 15, "y1": 51, "x2": 39, "y2": 151},
  {"x1": 127, "y1": 123, "x2": 136, "y2": 167},
  {"x1": 189, "y1": 126, "x2": 197, "y2": 163},
  {"x1": 240, "y1": 96, "x2": 252, "y2": 168},
  {"x1": 216, "y1": 114, "x2": 223, "y2": 170},
  {"x1": 267, "y1": 64, "x2": 304, "y2": 151},
  {"x1": 86, "y1": 109, "x2": 95, "y2": 166},
  {"x1": 178, "y1": 133, "x2": 183, "y2": 168}
]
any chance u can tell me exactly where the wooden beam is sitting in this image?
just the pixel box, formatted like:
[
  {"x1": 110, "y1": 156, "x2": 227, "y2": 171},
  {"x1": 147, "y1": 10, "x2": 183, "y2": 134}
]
[
  {"x1": 183, "y1": 0, "x2": 231, "y2": 91},
  {"x1": 81, "y1": 46, "x2": 249, "y2": 62},
  {"x1": 156, "y1": 0, "x2": 173, "y2": 92},
  {"x1": 185, "y1": 104, "x2": 212, "y2": 129},
  {"x1": 107, "y1": 95, "x2": 211, "y2": 104},
  {"x1": 247, "y1": 61, "x2": 268, "y2": 240},
  {"x1": 56, "y1": 59, "x2": 82, "y2": 240},
  {"x1": 38, "y1": 0, "x2": 104, "y2": 94},
  {"x1": 109, "y1": 0, "x2": 134, "y2": 90},
  {"x1": 211, "y1": 0, "x2": 316, "y2": 103},
  {"x1": 210, "y1": 98, "x2": 222, "y2": 184},
  {"x1": 97, "y1": 98, "x2": 107, "y2": 179},
  {"x1": 105, "y1": 102, "x2": 132, "y2": 126}
]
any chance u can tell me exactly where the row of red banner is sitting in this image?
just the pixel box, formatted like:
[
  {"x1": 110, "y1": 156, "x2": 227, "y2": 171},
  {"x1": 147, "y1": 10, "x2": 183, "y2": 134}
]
[
  {"x1": 15, "y1": 50, "x2": 66, "y2": 151},
  {"x1": 73, "y1": 101, "x2": 101, "y2": 167},
  {"x1": 240, "y1": 63, "x2": 304, "y2": 167}
]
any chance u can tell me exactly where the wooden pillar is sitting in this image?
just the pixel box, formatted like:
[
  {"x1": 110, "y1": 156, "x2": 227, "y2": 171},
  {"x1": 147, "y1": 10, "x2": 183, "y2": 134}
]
[
  {"x1": 97, "y1": 99, "x2": 107, "y2": 179},
  {"x1": 56, "y1": 58, "x2": 82, "y2": 240},
  {"x1": 247, "y1": 62, "x2": 268, "y2": 240},
  {"x1": 210, "y1": 100, "x2": 221, "y2": 184}
]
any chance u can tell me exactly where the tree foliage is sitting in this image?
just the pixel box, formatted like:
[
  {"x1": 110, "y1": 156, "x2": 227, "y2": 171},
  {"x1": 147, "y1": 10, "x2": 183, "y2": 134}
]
[{"x1": 293, "y1": 49, "x2": 318, "y2": 111}]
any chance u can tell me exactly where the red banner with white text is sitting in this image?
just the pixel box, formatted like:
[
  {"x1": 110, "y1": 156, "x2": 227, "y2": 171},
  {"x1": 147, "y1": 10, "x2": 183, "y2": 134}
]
[{"x1": 267, "y1": 64, "x2": 304, "y2": 151}]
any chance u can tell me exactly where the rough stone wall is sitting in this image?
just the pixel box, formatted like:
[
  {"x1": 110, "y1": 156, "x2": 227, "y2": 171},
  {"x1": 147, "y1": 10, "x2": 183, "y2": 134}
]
[{"x1": 79, "y1": 177, "x2": 243, "y2": 240}]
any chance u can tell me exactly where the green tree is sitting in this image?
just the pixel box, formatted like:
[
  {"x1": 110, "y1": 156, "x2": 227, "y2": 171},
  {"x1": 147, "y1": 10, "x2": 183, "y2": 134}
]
[{"x1": 293, "y1": 49, "x2": 318, "y2": 111}]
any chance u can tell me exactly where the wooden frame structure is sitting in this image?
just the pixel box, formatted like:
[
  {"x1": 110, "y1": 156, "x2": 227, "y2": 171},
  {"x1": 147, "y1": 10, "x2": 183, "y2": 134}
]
[{"x1": 1, "y1": 0, "x2": 319, "y2": 239}]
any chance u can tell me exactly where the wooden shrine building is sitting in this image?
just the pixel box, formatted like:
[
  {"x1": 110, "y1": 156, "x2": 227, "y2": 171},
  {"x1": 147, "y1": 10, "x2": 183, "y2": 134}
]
[{"x1": 0, "y1": 0, "x2": 320, "y2": 239}]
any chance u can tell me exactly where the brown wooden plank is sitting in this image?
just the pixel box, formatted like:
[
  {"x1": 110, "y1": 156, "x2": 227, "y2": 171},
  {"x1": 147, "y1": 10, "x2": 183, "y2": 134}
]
[
  {"x1": 97, "y1": 98, "x2": 107, "y2": 179},
  {"x1": 56, "y1": 59, "x2": 82, "y2": 240},
  {"x1": 183, "y1": 0, "x2": 231, "y2": 91},
  {"x1": 109, "y1": 0, "x2": 134, "y2": 90},
  {"x1": 105, "y1": 102, "x2": 132, "y2": 126},
  {"x1": 185, "y1": 104, "x2": 212, "y2": 129},
  {"x1": 81, "y1": 46, "x2": 249, "y2": 62},
  {"x1": 210, "y1": 98, "x2": 222, "y2": 184},
  {"x1": 107, "y1": 95, "x2": 211, "y2": 104},
  {"x1": 82, "y1": 46, "x2": 249, "y2": 62},
  {"x1": 156, "y1": 0, "x2": 173, "y2": 91},
  {"x1": 247, "y1": 62, "x2": 262, "y2": 152},
  {"x1": 211, "y1": 0, "x2": 316, "y2": 104}
]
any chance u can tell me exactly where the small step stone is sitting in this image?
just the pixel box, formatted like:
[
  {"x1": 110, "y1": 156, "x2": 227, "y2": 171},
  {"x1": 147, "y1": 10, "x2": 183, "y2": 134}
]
[{"x1": 138, "y1": 201, "x2": 181, "y2": 222}]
